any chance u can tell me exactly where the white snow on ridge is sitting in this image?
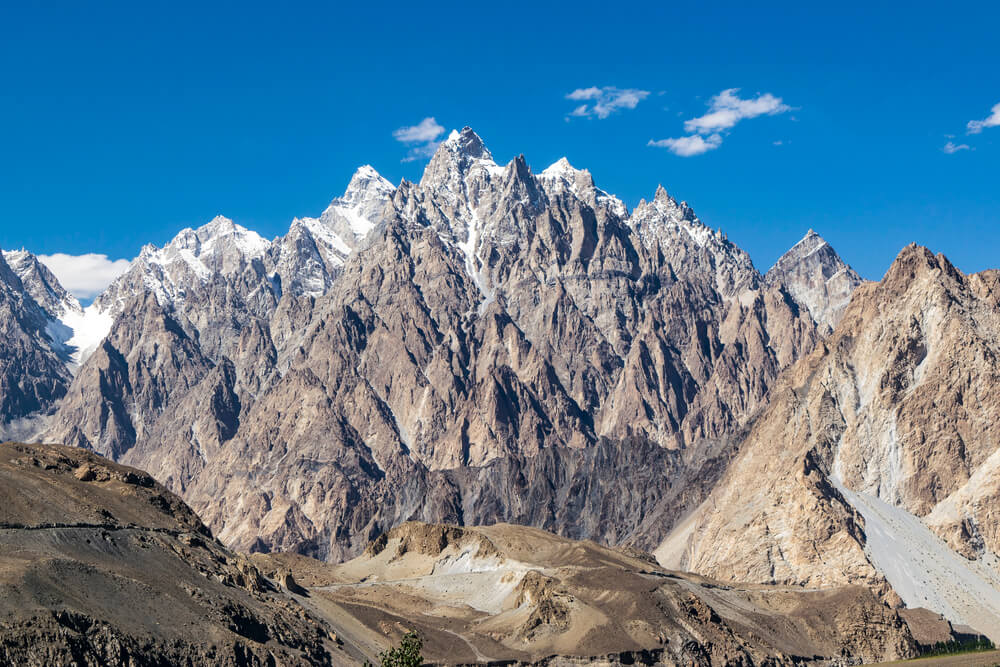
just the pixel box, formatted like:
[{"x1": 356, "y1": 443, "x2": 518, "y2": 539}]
[
  {"x1": 294, "y1": 217, "x2": 352, "y2": 256},
  {"x1": 538, "y1": 157, "x2": 628, "y2": 218}
]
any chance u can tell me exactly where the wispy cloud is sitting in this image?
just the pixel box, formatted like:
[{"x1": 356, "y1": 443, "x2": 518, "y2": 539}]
[
  {"x1": 649, "y1": 88, "x2": 791, "y2": 157},
  {"x1": 566, "y1": 86, "x2": 650, "y2": 119},
  {"x1": 967, "y1": 102, "x2": 1000, "y2": 134},
  {"x1": 38, "y1": 253, "x2": 131, "y2": 299},
  {"x1": 942, "y1": 141, "x2": 971, "y2": 154},
  {"x1": 647, "y1": 134, "x2": 722, "y2": 157},
  {"x1": 684, "y1": 89, "x2": 790, "y2": 134},
  {"x1": 393, "y1": 117, "x2": 445, "y2": 162}
]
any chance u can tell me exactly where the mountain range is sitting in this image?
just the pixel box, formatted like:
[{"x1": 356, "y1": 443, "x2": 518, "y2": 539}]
[{"x1": 3, "y1": 127, "x2": 998, "y2": 659}]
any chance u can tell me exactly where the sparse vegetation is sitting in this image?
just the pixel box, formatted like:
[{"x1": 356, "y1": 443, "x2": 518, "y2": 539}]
[
  {"x1": 366, "y1": 631, "x2": 423, "y2": 667},
  {"x1": 921, "y1": 636, "x2": 994, "y2": 658}
]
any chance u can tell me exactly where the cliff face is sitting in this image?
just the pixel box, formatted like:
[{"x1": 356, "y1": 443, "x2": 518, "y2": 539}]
[{"x1": 0, "y1": 252, "x2": 71, "y2": 427}]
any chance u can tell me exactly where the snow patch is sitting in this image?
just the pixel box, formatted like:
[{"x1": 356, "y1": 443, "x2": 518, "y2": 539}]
[{"x1": 60, "y1": 304, "x2": 114, "y2": 365}]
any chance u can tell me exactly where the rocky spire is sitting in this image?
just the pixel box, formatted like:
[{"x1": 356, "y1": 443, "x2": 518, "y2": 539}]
[{"x1": 765, "y1": 229, "x2": 864, "y2": 330}]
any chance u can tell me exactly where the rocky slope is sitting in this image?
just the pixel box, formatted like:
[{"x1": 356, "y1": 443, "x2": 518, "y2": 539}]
[
  {"x1": 0, "y1": 252, "x2": 71, "y2": 429},
  {"x1": 658, "y1": 244, "x2": 1000, "y2": 640},
  {"x1": 253, "y1": 521, "x2": 918, "y2": 665},
  {"x1": 0, "y1": 440, "x2": 920, "y2": 666},
  {"x1": 0, "y1": 441, "x2": 342, "y2": 665}
]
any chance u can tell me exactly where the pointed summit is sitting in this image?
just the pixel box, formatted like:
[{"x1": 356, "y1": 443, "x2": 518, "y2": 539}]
[
  {"x1": 441, "y1": 126, "x2": 492, "y2": 161},
  {"x1": 190, "y1": 216, "x2": 270, "y2": 257},
  {"x1": 419, "y1": 126, "x2": 502, "y2": 194},
  {"x1": 540, "y1": 157, "x2": 577, "y2": 178},
  {"x1": 653, "y1": 184, "x2": 672, "y2": 203},
  {"x1": 1, "y1": 248, "x2": 82, "y2": 319},
  {"x1": 766, "y1": 230, "x2": 864, "y2": 330},
  {"x1": 342, "y1": 165, "x2": 395, "y2": 206}
]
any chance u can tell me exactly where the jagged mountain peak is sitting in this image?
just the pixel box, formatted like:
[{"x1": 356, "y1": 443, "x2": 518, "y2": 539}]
[
  {"x1": 538, "y1": 156, "x2": 592, "y2": 187},
  {"x1": 633, "y1": 186, "x2": 708, "y2": 236},
  {"x1": 766, "y1": 229, "x2": 864, "y2": 330},
  {"x1": 342, "y1": 164, "x2": 395, "y2": 205},
  {"x1": 629, "y1": 185, "x2": 760, "y2": 298},
  {"x1": 537, "y1": 156, "x2": 627, "y2": 217},
  {"x1": 144, "y1": 216, "x2": 271, "y2": 262},
  {"x1": 420, "y1": 127, "x2": 503, "y2": 194},
  {"x1": 2, "y1": 248, "x2": 81, "y2": 318},
  {"x1": 192, "y1": 216, "x2": 269, "y2": 256},
  {"x1": 442, "y1": 126, "x2": 492, "y2": 161}
]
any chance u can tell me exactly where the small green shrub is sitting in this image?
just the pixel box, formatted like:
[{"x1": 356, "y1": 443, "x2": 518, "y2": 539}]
[{"x1": 366, "y1": 631, "x2": 423, "y2": 667}]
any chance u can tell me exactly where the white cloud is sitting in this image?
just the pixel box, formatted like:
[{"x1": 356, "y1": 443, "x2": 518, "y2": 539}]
[
  {"x1": 565, "y1": 86, "x2": 650, "y2": 119},
  {"x1": 392, "y1": 117, "x2": 445, "y2": 143},
  {"x1": 649, "y1": 88, "x2": 791, "y2": 157},
  {"x1": 967, "y1": 102, "x2": 1000, "y2": 134},
  {"x1": 942, "y1": 141, "x2": 971, "y2": 154},
  {"x1": 647, "y1": 134, "x2": 723, "y2": 157},
  {"x1": 684, "y1": 88, "x2": 790, "y2": 134},
  {"x1": 392, "y1": 117, "x2": 446, "y2": 162},
  {"x1": 38, "y1": 253, "x2": 131, "y2": 299}
]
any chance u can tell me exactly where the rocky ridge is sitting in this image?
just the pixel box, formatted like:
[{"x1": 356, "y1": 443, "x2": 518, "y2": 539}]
[{"x1": 27, "y1": 127, "x2": 858, "y2": 565}]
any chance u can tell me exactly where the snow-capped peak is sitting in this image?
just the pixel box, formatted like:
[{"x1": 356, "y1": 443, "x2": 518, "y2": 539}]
[
  {"x1": 419, "y1": 127, "x2": 506, "y2": 204},
  {"x1": 96, "y1": 215, "x2": 273, "y2": 317},
  {"x1": 191, "y1": 216, "x2": 270, "y2": 258},
  {"x1": 540, "y1": 157, "x2": 578, "y2": 179},
  {"x1": 342, "y1": 165, "x2": 395, "y2": 207},
  {"x1": 152, "y1": 216, "x2": 270, "y2": 262},
  {"x1": 315, "y1": 165, "x2": 395, "y2": 243}
]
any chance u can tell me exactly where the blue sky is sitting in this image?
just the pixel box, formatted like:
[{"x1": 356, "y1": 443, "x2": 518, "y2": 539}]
[{"x1": 1, "y1": 1, "x2": 997, "y2": 293}]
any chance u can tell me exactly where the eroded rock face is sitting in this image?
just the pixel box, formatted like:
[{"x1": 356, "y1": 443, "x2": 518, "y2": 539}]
[
  {"x1": 42, "y1": 127, "x2": 854, "y2": 564},
  {"x1": 0, "y1": 442, "x2": 336, "y2": 666},
  {"x1": 166, "y1": 129, "x2": 832, "y2": 560},
  {"x1": 658, "y1": 244, "x2": 1000, "y2": 640}
]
